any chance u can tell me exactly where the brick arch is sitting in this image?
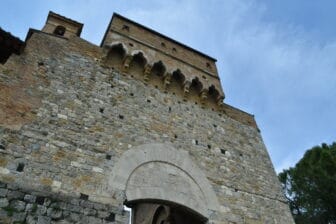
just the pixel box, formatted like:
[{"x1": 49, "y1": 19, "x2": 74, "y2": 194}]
[{"x1": 108, "y1": 143, "x2": 220, "y2": 218}]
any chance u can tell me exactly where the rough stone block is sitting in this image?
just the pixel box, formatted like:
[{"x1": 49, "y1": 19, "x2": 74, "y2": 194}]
[
  {"x1": 26, "y1": 215, "x2": 37, "y2": 224},
  {"x1": 0, "y1": 198, "x2": 9, "y2": 208},
  {"x1": 10, "y1": 199, "x2": 26, "y2": 211},
  {"x1": 47, "y1": 207, "x2": 63, "y2": 220},
  {"x1": 12, "y1": 212, "x2": 27, "y2": 222},
  {"x1": 7, "y1": 190, "x2": 25, "y2": 200},
  {"x1": 36, "y1": 205, "x2": 47, "y2": 215},
  {"x1": 68, "y1": 212, "x2": 80, "y2": 222},
  {"x1": 0, "y1": 188, "x2": 8, "y2": 197},
  {"x1": 37, "y1": 215, "x2": 51, "y2": 224},
  {"x1": 24, "y1": 194, "x2": 37, "y2": 203}
]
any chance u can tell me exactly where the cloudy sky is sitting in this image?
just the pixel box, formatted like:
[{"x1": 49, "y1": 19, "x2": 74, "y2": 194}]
[{"x1": 1, "y1": 0, "x2": 335, "y2": 172}]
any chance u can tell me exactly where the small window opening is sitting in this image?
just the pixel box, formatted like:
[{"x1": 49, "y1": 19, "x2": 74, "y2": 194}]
[
  {"x1": 53, "y1": 26, "x2": 66, "y2": 36},
  {"x1": 130, "y1": 93, "x2": 134, "y2": 96},
  {"x1": 105, "y1": 213, "x2": 115, "y2": 222},
  {"x1": 213, "y1": 124, "x2": 217, "y2": 128},
  {"x1": 174, "y1": 134, "x2": 177, "y2": 139},
  {"x1": 0, "y1": 144, "x2": 5, "y2": 150},
  {"x1": 235, "y1": 188, "x2": 238, "y2": 192},
  {"x1": 206, "y1": 62, "x2": 211, "y2": 68},
  {"x1": 122, "y1": 25, "x2": 130, "y2": 31},
  {"x1": 147, "y1": 99, "x2": 151, "y2": 103},
  {"x1": 195, "y1": 140, "x2": 199, "y2": 145},
  {"x1": 119, "y1": 115, "x2": 124, "y2": 119},
  {"x1": 106, "y1": 154, "x2": 112, "y2": 160},
  {"x1": 80, "y1": 193, "x2": 89, "y2": 200},
  {"x1": 172, "y1": 47, "x2": 177, "y2": 52},
  {"x1": 161, "y1": 42, "x2": 166, "y2": 47},
  {"x1": 16, "y1": 163, "x2": 24, "y2": 172},
  {"x1": 99, "y1": 108, "x2": 104, "y2": 113},
  {"x1": 239, "y1": 153, "x2": 243, "y2": 157},
  {"x1": 220, "y1": 149, "x2": 226, "y2": 154},
  {"x1": 36, "y1": 196, "x2": 45, "y2": 205},
  {"x1": 168, "y1": 107, "x2": 171, "y2": 112},
  {"x1": 207, "y1": 144, "x2": 211, "y2": 149}
]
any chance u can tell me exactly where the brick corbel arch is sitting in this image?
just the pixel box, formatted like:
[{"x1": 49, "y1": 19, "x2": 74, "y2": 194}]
[{"x1": 108, "y1": 143, "x2": 220, "y2": 218}]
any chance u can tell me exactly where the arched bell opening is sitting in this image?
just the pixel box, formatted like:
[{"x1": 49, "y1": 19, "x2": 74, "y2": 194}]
[
  {"x1": 129, "y1": 52, "x2": 147, "y2": 78},
  {"x1": 150, "y1": 61, "x2": 166, "y2": 89},
  {"x1": 169, "y1": 69, "x2": 185, "y2": 97},
  {"x1": 53, "y1": 25, "x2": 66, "y2": 36},
  {"x1": 126, "y1": 199, "x2": 207, "y2": 224},
  {"x1": 105, "y1": 43, "x2": 126, "y2": 69}
]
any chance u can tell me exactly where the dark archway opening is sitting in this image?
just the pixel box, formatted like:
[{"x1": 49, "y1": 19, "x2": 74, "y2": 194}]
[{"x1": 126, "y1": 200, "x2": 207, "y2": 224}]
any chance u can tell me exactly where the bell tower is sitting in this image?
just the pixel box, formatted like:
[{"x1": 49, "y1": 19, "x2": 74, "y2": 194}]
[{"x1": 42, "y1": 11, "x2": 83, "y2": 38}]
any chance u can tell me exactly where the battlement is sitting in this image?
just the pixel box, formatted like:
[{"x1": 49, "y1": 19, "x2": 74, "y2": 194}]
[{"x1": 101, "y1": 13, "x2": 225, "y2": 107}]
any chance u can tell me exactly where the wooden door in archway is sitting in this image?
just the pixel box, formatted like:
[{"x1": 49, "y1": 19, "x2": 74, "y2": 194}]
[{"x1": 130, "y1": 202, "x2": 206, "y2": 224}]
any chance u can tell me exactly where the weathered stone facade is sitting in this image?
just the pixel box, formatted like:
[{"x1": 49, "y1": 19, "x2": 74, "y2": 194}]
[{"x1": 0, "y1": 11, "x2": 294, "y2": 223}]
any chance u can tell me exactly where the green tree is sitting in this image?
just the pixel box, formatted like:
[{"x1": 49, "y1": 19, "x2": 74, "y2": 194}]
[{"x1": 278, "y1": 142, "x2": 336, "y2": 224}]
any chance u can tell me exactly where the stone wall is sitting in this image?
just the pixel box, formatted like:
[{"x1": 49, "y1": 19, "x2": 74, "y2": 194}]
[
  {"x1": 0, "y1": 23, "x2": 294, "y2": 224},
  {"x1": 0, "y1": 181, "x2": 129, "y2": 224}
]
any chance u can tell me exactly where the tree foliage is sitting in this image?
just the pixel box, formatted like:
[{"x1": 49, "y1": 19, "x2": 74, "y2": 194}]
[{"x1": 278, "y1": 142, "x2": 336, "y2": 223}]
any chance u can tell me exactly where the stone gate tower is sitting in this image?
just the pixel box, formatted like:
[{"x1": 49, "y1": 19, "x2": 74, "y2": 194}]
[{"x1": 0, "y1": 11, "x2": 294, "y2": 223}]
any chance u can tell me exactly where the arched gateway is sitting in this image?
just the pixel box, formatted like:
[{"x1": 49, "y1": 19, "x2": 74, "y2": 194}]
[{"x1": 108, "y1": 143, "x2": 220, "y2": 222}]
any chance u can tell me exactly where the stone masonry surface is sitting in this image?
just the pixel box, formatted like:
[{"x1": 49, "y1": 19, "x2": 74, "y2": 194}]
[{"x1": 0, "y1": 12, "x2": 294, "y2": 224}]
